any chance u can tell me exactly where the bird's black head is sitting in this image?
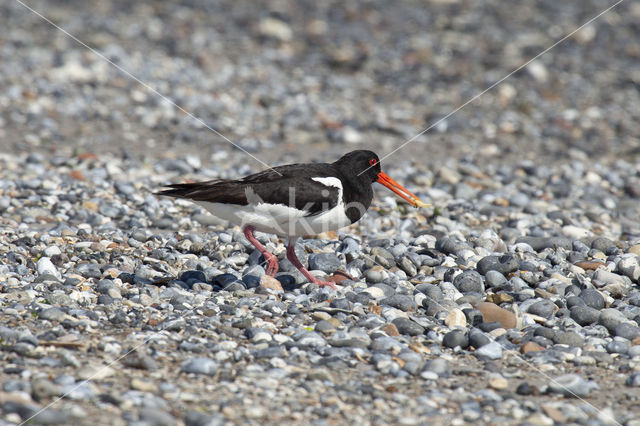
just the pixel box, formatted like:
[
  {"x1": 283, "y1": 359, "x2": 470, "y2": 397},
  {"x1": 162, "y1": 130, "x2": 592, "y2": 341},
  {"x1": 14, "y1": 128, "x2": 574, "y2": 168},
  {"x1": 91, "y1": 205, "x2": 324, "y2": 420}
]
[{"x1": 333, "y1": 150, "x2": 381, "y2": 182}]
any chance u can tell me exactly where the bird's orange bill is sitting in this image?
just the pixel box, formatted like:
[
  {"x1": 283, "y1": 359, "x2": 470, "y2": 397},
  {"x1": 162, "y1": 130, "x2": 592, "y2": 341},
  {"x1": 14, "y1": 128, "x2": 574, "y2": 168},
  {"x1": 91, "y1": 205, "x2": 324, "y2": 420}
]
[{"x1": 376, "y1": 171, "x2": 430, "y2": 208}]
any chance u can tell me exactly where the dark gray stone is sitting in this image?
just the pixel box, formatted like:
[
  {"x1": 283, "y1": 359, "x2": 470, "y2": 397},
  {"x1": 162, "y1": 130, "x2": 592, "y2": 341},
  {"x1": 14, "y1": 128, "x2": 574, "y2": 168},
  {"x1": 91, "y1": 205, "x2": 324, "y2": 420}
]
[
  {"x1": 442, "y1": 330, "x2": 469, "y2": 349},
  {"x1": 391, "y1": 318, "x2": 425, "y2": 336},
  {"x1": 453, "y1": 270, "x2": 484, "y2": 293},
  {"x1": 308, "y1": 253, "x2": 342, "y2": 274},
  {"x1": 570, "y1": 306, "x2": 600, "y2": 326},
  {"x1": 527, "y1": 299, "x2": 556, "y2": 319},
  {"x1": 380, "y1": 295, "x2": 415, "y2": 311},
  {"x1": 580, "y1": 289, "x2": 605, "y2": 310}
]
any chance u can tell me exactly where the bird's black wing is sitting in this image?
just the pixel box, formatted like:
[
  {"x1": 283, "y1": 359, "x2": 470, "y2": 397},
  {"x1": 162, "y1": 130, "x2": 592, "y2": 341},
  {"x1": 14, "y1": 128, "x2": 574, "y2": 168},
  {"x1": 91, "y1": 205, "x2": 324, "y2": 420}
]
[{"x1": 155, "y1": 163, "x2": 341, "y2": 216}]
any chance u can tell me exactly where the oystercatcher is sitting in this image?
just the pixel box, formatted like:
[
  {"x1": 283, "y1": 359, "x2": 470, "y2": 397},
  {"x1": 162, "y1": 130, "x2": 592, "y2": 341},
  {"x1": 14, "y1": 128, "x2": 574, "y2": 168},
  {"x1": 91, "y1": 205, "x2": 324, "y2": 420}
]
[{"x1": 156, "y1": 150, "x2": 429, "y2": 289}]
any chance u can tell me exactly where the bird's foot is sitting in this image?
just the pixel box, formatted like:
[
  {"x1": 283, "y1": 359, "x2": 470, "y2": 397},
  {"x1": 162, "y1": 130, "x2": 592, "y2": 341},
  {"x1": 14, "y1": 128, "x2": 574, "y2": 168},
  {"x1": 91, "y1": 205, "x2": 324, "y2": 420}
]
[
  {"x1": 264, "y1": 253, "x2": 279, "y2": 277},
  {"x1": 305, "y1": 274, "x2": 337, "y2": 290}
]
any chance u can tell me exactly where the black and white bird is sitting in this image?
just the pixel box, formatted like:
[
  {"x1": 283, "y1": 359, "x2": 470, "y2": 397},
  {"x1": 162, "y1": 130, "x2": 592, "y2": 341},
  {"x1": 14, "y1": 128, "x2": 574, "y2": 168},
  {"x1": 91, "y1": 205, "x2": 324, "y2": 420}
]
[{"x1": 156, "y1": 150, "x2": 429, "y2": 289}]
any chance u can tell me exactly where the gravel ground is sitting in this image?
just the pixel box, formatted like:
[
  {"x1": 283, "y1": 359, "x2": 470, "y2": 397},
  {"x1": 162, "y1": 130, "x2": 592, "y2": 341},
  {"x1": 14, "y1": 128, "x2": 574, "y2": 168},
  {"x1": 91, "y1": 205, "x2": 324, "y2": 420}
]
[{"x1": 2, "y1": 0, "x2": 640, "y2": 425}]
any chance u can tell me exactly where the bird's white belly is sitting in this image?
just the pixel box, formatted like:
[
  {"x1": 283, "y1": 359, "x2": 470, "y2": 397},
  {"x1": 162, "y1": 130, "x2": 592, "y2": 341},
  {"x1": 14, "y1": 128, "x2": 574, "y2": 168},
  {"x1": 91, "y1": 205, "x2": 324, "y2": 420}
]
[{"x1": 196, "y1": 201, "x2": 352, "y2": 237}]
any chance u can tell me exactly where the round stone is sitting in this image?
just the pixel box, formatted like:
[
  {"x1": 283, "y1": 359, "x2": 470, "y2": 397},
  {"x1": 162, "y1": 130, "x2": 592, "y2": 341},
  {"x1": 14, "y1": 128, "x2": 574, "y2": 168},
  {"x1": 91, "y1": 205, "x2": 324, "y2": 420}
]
[
  {"x1": 442, "y1": 330, "x2": 469, "y2": 349},
  {"x1": 308, "y1": 253, "x2": 342, "y2": 274},
  {"x1": 180, "y1": 358, "x2": 218, "y2": 376},
  {"x1": 527, "y1": 299, "x2": 557, "y2": 319},
  {"x1": 484, "y1": 270, "x2": 508, "y2": 289},
  {"x1": 453, "y1": 270, "x2": 484, "y2": 293},
  {"x1": 422, "y1": 358, "x2": 451, "y2": 378},
  {"x1": 468, "y1": 328, "x2": 491, "y2": 348},
  {"x1": 614, "y1": 322, "x2": 640, "y2": 340},
  {"x1": 570, "y1": 306, "x2": 600, "y2": 326},
  {"x1": 580, "y1": 289, "x2": 605, "y2": 310}
]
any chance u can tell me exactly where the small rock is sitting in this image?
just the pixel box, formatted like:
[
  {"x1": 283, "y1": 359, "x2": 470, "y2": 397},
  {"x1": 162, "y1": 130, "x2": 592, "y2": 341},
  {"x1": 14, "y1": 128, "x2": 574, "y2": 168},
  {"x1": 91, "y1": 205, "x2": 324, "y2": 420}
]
[
  {"x1": 444, "y1": 309, "x2": 467, "y2": 327},
  {"x1": 615, "y1": 322, "x2": 640, "y2": 340},
  {"x1": 570, "y1": 306, "x2": 600, "y2": 326},
  {"x1": 548, "y1": 374, "x2": 599, "y2": 398},
  {"x1": 527, "y1": 300, "x2": 557, "y2": 319},
  {"x1": 579, "y1": 289, "x2": 604, "y2": 309},
  {"x1": 453, "y1": 270, "x2": 484, "y2": 293},
  {"x1": 391, "y1": 318, "x2": 424, "y2": 336},
  {"x1": 599, "y1": 308, "x2": 630, "y2": 333},
  {"x1": 476, "y1": 302, "x2": 517, "y2": 329},
  {"x1": 475, "y1": 341, "x2": 503, "y2": 360},
  {"x1": 521, "y1": 341, "x2": 545, "y2": 354},
  {"x1": 442, "y1": 330, "x2": 469, "y2": 349},
  {"x1": 36, "y1": 257, "x2": 61, "y2": 279},
  {"x1": 627, "y1": 372, "x2": 640, "y2": 387},
  {"x1": 260, "y1": 275, "x2": 284, "y2": 292},
  {"x1": 181, "y1": 357, "x2": 218, "y2": 376},
  {"x1": 422, "y1": 358, "x2": 451, "y2": 378},
  {"x1": 488, "y1": 374, "x2": 508, "y2": 390},
  {"x1": 308, "y1": 253, "x2": 342, "y2": 274}
]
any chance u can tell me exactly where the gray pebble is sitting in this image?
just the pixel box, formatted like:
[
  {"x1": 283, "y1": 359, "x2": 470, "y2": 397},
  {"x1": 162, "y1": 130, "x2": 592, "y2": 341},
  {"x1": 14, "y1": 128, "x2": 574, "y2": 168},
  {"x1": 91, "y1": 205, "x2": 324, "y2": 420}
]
[
  {"x1": 570, "y1": 306, "x2": 600, "y2": 326},
  {"x1": 453, "y1": 270, "x2": 484, "y2": 293},
  {"x1": 599, "y1": 309, "x2": 631, "y2": 333},
  {"x1": 391, "y1": 318, "x2": 425, "y2": 336},
  {"x1": 443, "y1": 330, "x2": 469, "y2": 349},
  {"x1": 380, "y1": 295, "x2": 416, "y2": 311},
  {"x1": 308, "y1": 253, "x2": 342, "y2": 274},
  {"x1": 422, "y1": 358, "x2": 451, "y2": 378},
  {"x1": 180, "y1": 358, "x2": 218, "y2": 376},
  {"x1": 614, "y1": 322, "x2": 640, "y2": 340},
  {"x1": 580, "y1": 289, "x2": 605, "y2": 310},
  {"x1": 548, "y1": 374, "x2": 599, "y2": 398},
  {"x1": 474, "y1": 341, "x2": 503, "y2": 360}
]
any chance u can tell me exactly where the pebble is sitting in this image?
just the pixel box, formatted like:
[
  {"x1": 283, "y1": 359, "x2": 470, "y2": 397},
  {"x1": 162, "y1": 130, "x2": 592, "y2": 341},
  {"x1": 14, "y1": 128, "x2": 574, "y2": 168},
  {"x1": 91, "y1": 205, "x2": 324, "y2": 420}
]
[
  {"x1": 548, "y1": 374, "x2": 599, "y2": 398},
  {"x1": 422, "y1": 359, "x2": 451, "y2": 378},
  {"x1": 579, "y1": 289, "x2": 605, "y2": 309},
  {"x1": 180, "y1": 358, "x2": 218, "y2": 376},
  {"x1": 476, "y1": 302, "x2": 517, "y2": 329},
  {"x1": 308, "y1": 253, "x2": 342, "y2": 274},
  {"x1": 445, "y1": 309, "x2": 467, "y2": 327},
  {"x1": 474, "y1": 341, "x2": 503, "y2": 360},
  {"x1": 36, "y1": 257, "x2": 60, "y2": 279},
  {"x1": 453, "y1": 270, "x2": 485, "y2": 293},
  {"x1": 443, "y1": 330, "x2": 469, "y2": 349},
  {"x1": 488, "y1": 374, "x2": 508, "y2": 390},
  {"x1": 391, "y1": 318, "x2": 425, "y2": 336},
  {"x1": 599, "y1": 309, "x2": 631, "y2": 333},
  {"x1": 570, "y1": 306, "x2": 600, "y2": 326}
]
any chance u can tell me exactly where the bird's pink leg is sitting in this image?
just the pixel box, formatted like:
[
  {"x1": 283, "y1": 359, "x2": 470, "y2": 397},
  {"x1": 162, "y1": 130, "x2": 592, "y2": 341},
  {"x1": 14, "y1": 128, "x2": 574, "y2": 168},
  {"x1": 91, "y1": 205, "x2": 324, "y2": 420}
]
[
  {"x1": 243, "y1": 226, "x2": 279, "y2": 276},
  {"x1": 286, "y1": 238, "x2": 337, "y2": 289}
]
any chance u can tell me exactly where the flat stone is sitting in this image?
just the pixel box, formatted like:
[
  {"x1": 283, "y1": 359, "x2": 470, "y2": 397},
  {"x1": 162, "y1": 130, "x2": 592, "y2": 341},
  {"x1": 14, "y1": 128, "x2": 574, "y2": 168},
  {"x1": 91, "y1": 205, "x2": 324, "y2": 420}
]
[
  {"x1": 474, "y1": 341, "x2": 503, "y2": 360},
  {"x1": 181, "y1": 357, "x2": 218, "y2": 376},
  {"x1": 391, "y1": 318, "x2": 424, "y2": 336},
  {"x1": 260, "y1": 275, "x2": 284, "y2": 292},
  {"x1": 477, "y1": 302, "x2": 517, "y2": 329},
  {"x1": 521, "y1": 341, "x2": 545, "y2": 354},
  {"x1": 548, "y1": 374, "x2": 599, "y2": 398}
]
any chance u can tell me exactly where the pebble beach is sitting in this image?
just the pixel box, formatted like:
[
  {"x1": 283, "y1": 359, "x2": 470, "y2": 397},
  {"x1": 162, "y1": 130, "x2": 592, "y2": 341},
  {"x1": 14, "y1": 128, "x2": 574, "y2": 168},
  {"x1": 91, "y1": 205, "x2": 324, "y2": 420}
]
[{"x1": 1, "y1": 0, "x2": 640, "y2": 425}]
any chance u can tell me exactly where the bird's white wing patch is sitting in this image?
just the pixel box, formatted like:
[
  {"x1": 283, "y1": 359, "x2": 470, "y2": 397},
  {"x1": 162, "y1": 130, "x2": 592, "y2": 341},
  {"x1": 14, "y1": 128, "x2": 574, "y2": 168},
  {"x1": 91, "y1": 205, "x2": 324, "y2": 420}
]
[{"x1": 311, "y1": 176, "x2": 343, "y2": 190}]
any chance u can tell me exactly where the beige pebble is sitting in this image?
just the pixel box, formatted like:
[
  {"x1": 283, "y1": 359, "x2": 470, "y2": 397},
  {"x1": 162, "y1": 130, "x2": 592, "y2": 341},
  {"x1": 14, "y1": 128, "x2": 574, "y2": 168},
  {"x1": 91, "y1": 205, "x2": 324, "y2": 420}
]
[{"x1": 444, "y1": 308, "x2": 466, "y2": 327}]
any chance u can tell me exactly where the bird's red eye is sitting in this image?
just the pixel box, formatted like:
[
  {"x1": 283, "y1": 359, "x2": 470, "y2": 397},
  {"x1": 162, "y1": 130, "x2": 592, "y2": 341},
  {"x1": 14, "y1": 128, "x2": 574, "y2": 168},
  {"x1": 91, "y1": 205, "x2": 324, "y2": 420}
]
[{"x1": 369, "y1": 158, "x2": 377, "y2": 166}]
